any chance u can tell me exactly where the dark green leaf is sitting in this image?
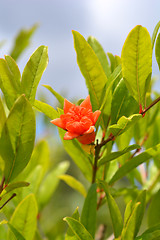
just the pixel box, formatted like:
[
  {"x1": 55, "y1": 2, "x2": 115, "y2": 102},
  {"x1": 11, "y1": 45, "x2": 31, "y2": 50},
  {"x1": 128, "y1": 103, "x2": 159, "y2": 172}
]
[
  {"x1": 65, "y1": 207, "x2": 80, "y2": 240},
  {"x1": 148, "y1": 190, "x2": 160, "y2": 227},
  {"x1": 0, "y1": 95, "x2": 35, "y2": 183},
  {"x1": 21, "y1": 45, "x2": 48, "y2": 104},
  {"x1": 43, "y1": 85, "x2": 64, "y2": 107},
  {"x1": 81, "y1": 184, "x2": 97, "y2": 238},
  {"x1": 135, "y1": 224, "x2": 160, "y2": 240},
  {"x1": 34, "y1": 99, "x2": 58, "y2": 119},
  {"x1": 0, "y1": 96, "x2": 6, "y2": 135}
]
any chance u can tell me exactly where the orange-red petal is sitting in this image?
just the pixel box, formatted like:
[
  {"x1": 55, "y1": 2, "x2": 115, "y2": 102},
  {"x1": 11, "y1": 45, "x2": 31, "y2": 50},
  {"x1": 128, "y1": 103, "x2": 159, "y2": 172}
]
[
  {"x1": 64, "y1": 99, "x2": 74, "y2": 114},
  {"x1": 83, "y1": 126, "x2": 95, "y2": 134},
  {"x1": 63, "y1": 131, "x2": 79, "y2": 140},
  {"x1": 77, "y1": 131, "x2": 95, "y2": 144},
  {"x1": 93, "y1": 110, "x2": 101, "y2": 124},
  {"x1": 50, "y1": 118, "x2": 65, "y2": 129},
  {"x1": 80, "y1": 95, "x2": 92, "y2": 111}
]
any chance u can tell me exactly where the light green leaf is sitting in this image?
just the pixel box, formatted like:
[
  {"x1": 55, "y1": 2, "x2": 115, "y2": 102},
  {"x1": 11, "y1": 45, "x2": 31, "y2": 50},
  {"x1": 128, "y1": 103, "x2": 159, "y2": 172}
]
[
  {"x1": 109, "y1": 143, "x2": 160, "y2": 185},
  {"x1": 109, "y1": 114, "x2": 142, "y2": 137},
  {"x1": 152, "y1": 21, "x2": 160, "y2": 49},
  {"x1": 0, "y1": 95, "x2": 35, "y2": 183},
  {"x1": 72, "y1": 30, "x2": 107, "y2": 112},
  {"x1": 10, "y1": 24, "x2": 38, "y2": 61},
  {"x1": 59, "y1": 174, "x2": 86, "y2": 197},
  {"x1": 108, "y1": 52, "x2": 116, "y2": 72},
  {"x1": 4, "y1": 181, "x2": 30, "y2": 194},
  {"x1": 37, "y1": 161, "x2": 69, "y2": 209},
  {"x1": 7, "y1": 223, "x2": 26, "y2": 240},
  {"x1": 124, "y1": 200, "x2": 133, "y2": 227},
  {"x1": 99, "y1": 180, "x2": 123, "y2": 238},
  {"x1": 81, "y1": 184, "x2": 97, "y2": 238},
  {"x1": 121, "y1": 25, "x2": 152, "y2": 107},
  {"x1": 43, "y1": 85, "x2": 64, "y2": 107},
  {"x1": 148, "y1": 190, "x2": 160, "y2": 227},
  {"x1": 64, "y1": 217, "x2": 94, "y2": 240},
  {"x1": 65, "y1": 207, "x2": 80, "y2": 240},
  {"x1": 34, "y1": 99, "x2": 58, "y2": 119},
  {"x1": 87, "y1": 36, "x2": 111, "y2": 78},
  {"x1": 0, "y1": 97, "x2": 6, "y2": 135},
  {"x1": 98, "y1": 144, "x2": 140, "y2": 167},
  {"x1": 7, "y1": 194, "x2": 38, "y2": 240},
  {"x1": 155, "y1": 33, "x2": 160, "y2": 70},
  {"x1": 21, "y1": 45, "x2": 48, "y2": 104},
  {"x1": 111, "y1": 79, "x2": 139, "y2": 124}
]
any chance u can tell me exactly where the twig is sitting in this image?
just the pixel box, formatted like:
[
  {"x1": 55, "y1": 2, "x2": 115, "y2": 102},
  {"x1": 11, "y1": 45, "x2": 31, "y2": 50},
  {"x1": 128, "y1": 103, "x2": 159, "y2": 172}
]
[
  {"x1": 141, "y1": 96, "x2": 160, "y2": 116},
  {"x1": 0, "y1": 193, "x2": 16, "y2": 210},
  {"x1": 0, "y1": 176, "x2": 5, "y2": 195}
]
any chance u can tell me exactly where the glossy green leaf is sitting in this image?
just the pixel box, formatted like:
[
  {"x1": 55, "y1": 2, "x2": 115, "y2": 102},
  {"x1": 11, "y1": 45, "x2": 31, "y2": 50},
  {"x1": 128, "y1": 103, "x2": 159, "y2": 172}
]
[
  {"x1": 81, "y1": 183, "x2": 97, "y2": 238},
  {"x1": 109, "y1": 143, "x2": 160, "y2": 185},
  {"x1": 152, "y1": 21, "x2": 160, "y2": 49},
  {"x1": 59, "y1": 128, "x2": 92, "y2": 181},
  {"x1": 109, "y1": 114, "x2": 142, "y2": 137},
  {"x1": 64, "y1": 217, "x2": 94, "y2": 240},
  {"x1": 4, "y1": 181, "x2": 30, "y2": 194},
  {"x1": 148, "y1": 190, "x2": 160, "y2": 227},
  {"x1": 0, "y1": 58, "x2": 20, "y2": 109},
  {"x1": 59, "y1": 174, "x2": 86, "y2": 197},
  {"x1": 37, "y1": 161, "x2": 69, "y2": 209},
  {"x1": 121, "y1": 25, "x2": 152, "y2": 107},
  {"x1": 65, "y1": 207, "x2": 80, "y2": 240},
  {"x1": 7, "y1": 194, "x2": 38, "y2": 240},
  {"x1": 10, "y1": 24, "x2": 38, "y2": 61},
  {"x1": 43, "y1": 85, "x2": 64, "y2": 107},
  {"x1": 87, "y1": 36, "x2": 111, "y2": 78},
  {"x1": 0, "y1": 95, "x2": 35, "y2": 183},
  {"x1": 72, "y1": 30, "x2": 107, "y2": 112},
  {"x1": 7, "y1": 223, "x2": 25, "y2": 240},
  {"x1": 99, "y1": 180, "x2": 123, "y2": 238},
  {"x1": 21, "y1": 45, "x2": 48, "y2": 104},
  {"x1": 111, "y1": 79, "x2": 139, "y2": 124},
  {"x1": 98, "y1": 144, "x2": 140, "y2": 167},
  {"x1": 0, "y1": 97, "x2": 6, "y2": 135},
  {"x1": 34, "y1": 99, "x2": 58, "y2": 119},
  {"x1": 155, "y1": 33, "x2": 160, "y2": 70}
]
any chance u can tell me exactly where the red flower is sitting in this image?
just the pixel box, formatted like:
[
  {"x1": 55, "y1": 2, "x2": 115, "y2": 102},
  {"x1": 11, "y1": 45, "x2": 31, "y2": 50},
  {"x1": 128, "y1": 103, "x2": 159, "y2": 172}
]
[{"x1": 51, "y1": 96, "x2": 101, "y2": 144}]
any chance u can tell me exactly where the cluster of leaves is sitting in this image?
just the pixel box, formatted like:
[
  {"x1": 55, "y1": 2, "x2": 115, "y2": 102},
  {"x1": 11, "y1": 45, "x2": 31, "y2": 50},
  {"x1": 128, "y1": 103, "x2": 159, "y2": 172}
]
[{"x1": 1, "y1": 21, "x2": 160, "y2": 240}]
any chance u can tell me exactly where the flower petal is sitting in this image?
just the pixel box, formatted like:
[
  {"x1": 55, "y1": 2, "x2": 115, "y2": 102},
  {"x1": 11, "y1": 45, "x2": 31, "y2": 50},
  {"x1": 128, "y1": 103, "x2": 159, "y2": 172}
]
[
  {"x1": 93, "y1": 110, "x2": 101, "y2": 124},
  {"x1": 84, "y1": 126, "x2": 95, "y2": 134},
  {"x1": 64, "y1": 99, "x2": 74, "y2": 114},
  {"x1": 64, "y1": 131, "x2": 79, "y2": 140},
  {"x1": 80, "y1": 95, "x2": 92, "y2": 111},
  {"x1": 50, "y1": 118, "x2": 65, "y2": 129},
  {"x1": 77, "y1": 131, "x2": 95, "y2": 145}
]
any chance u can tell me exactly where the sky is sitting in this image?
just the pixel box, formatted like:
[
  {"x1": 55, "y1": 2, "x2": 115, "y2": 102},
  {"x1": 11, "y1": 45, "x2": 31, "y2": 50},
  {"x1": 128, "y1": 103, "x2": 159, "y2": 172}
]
[{"x1": 0, "y1": 0, "x2": 160, "y2": 103}]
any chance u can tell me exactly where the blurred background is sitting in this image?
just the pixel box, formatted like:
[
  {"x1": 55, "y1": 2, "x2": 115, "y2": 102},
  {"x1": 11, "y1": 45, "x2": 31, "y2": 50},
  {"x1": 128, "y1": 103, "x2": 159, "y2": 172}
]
[{"x1": 0, "y1": 1, "x2": 160, "y2": 239}]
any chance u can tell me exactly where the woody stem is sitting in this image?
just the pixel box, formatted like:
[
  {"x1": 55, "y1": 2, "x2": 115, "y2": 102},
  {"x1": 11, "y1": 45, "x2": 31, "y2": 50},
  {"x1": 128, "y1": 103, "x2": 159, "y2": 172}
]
[
  {"x1": 141, "y1": 96, "x2": 160, "y2": 115},
  {"x1": 92, "y1": 140, "x2": 101, "y2": 183}
]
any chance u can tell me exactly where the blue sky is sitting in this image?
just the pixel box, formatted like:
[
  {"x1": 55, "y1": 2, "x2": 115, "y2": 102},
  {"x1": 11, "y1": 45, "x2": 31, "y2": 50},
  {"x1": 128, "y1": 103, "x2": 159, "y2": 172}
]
[{"x1": 0, "y1": 0, "x2": 160, "y2": 103}]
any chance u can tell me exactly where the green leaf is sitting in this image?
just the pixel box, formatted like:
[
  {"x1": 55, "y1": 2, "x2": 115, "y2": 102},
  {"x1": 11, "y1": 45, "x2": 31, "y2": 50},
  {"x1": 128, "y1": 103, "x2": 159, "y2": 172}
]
[
  {"x1": 4, "y1": 181, "x2": 30, "y2": 194},
  {"x1": 124, "y1": 200, "x2": 133, "y2": 227},
  {"x1": 152, "y1": 21, "x2": 160, "y2": 49},
  {"x1": 98, "y1": 180, "x2": 123, "y2": 238},
  {"x1": 7, "y1": 194, "x2": 38, "y2": 240},
  {"x1": 148, "y1": 190, "x2": 160, "y2": 227},
  {"x1": 155, "y1": 33, "x2": 160, "y2": 71},
  {"x1": 0, "y1": 96, "x2": 6, "y2": 135},
  {"x1": 81, "y1": 184, "x2": 97, "y2": 238},
  {"x1": 65, "y1": 207, "x2": 80, "y2": 240},
  {"x1": 0, "y1": 58, "x2": 20, "y2": 109},
  {"x1": 0, "y1": 95, "x2": 35, "y2": 183},
  {"x1": 135, "y1": 224, "x2": 160, "y2": 240},
  {"x1": 72, "y1": 30, "x2": 107, "y2": 112},
  {"x1": 111, "y1": 78, "x2": 139, "y2": 124},
  {"x1": 43, "y1": 85, "x2": 64, "y2": 107},
  {"x1": 87, "y1": 36, "x2": 111, "y2": 78},
  {"x1": 109, "y1": 143, "x2": 160, "y2": 185},
  {"x1": 64, "y1": 217, "x2": 94, "y2": 240},
  {"x1": 121, "y1": 25, "x2": 152, "y2": 107},
  {"x1": 109, "y1": 114, "x2": 142, "y2": 137},
  {"x1": 21, "y1": 45, "x2": 48, "y2": 104},
  {"x1": 98, "y1": 144, "x2": 140, "y2": 167},
  {"x1": 7, "y1": 223, "x2": 26, "y2": 240},
  {"x1": 34, "y1": 99, "x2": 58, "y2": 119},
  {"x1": 37, "y1": 161, "x2": 69, "y2": 209},
  {"x1": 10, "y1": 24, "x2": 38, "y2": 61},
  {"x1": 59, "y1": 174, "x2": 87, "y2": 197}
]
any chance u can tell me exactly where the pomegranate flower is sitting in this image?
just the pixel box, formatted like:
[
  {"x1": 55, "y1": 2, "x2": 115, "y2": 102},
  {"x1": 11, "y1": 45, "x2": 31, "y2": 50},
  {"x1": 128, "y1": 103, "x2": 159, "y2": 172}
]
[{"x1": 51, "y1": 96, "x2": 101, "y2": 144}]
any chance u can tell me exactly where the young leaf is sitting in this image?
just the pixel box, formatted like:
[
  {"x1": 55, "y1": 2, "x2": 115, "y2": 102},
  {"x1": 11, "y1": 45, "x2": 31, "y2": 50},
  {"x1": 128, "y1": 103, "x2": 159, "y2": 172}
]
[
  {"x1": 0, "y1": 95, "x2": 35, "y2": 183},
  {"x1": 109, "y1": 143, "x2": 160, "y2": 185},
  {"x1": 124, "y1": 200, "x2": 133, "y2": 227},
  {"x1": 59, "y1": 174, "x2": 87, "y2": 197},
  {"x1": 65, "y1": 207, "x2": 80, "y2": 240},
  {"x1": 4, "y1": 181, "x2": 30, "y2": 194},
  {"x1": 152, "y1": 20, "x2": 160, "y2": 49},
  {"x1": 72, "y1": 30, "x2": 107, "y2": 112},
  {"x1": 0, "y1": 97, "x2": 6, "y2": 135},
  {"x1": 64, "y1": 217, "x2": 94, "y2": 240},
  {"x1": 10, "y1": 24, "x2": 38, "y2": 61},
  {"x1": 34, "y1": 99, "x2": 58, "y2": 119},
  {"x1": 109, "y1": 114, "x2": 142, "y2": 137},
  {"x1": 155, "y1": 33, "x2": 160, "y2": 70},
  {"x1": 7, "y1": 194, "x2": 38, "y2": 240},
  {"x1": 121, "y1": 25, "x2": 152, "y2": 108},
  {"x1": 7, "y1": 223, "x2": 25, "y2": 240},
  {"x1": 98, "y1": 180, "x2": 123, "y2": 238},
  {"x1": 42, "y1": 85, "x2": 64, "y2": 107},
  {"x1": 98, "y1": 144, "x2": 140, "y2": 167},
  {"x1": 87, "y1": 36, "x2": 111, "y2": 78},
  {"x1": 148, "y1": 189, "x2": 160, "y2": 227},
  {"x1": 21, "y1": 45, "x2": 48, "y2": 104},
  {"x1": 81, "y1": 183, "x2": 97, "y2": 238}
]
